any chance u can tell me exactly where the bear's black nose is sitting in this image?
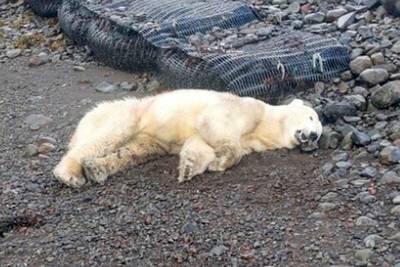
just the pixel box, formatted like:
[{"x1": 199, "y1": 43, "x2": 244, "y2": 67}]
[{"x1": 309, "y1": 132, "x2": 318, "y2": 141}]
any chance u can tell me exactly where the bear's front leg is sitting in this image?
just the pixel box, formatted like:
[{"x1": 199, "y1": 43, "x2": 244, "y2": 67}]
[
  {"x1": 208, "y1": 143, "x2": 242, "y2": 172},
  {"x1": 178, "y1": 137, "x2": 215, "y2": 183},
  {"x1": 53, "y1": 156, "x2": 86, "y2": 188},
  {"x1": 82, "y1": 135, "x2": 167, "y2": 184}
]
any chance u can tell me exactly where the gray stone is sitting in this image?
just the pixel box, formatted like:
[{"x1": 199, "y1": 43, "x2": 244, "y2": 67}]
[
  {"x1": 326, "y1": 8, "x2": 348, "y2": 21},
  {"x1": 146, "y1": 80, "x2": 160, "y2": 92},
  {"x1": 304, "y1": 12, "x2": 325, "y2": 24},
  {"x1": 209, "y1": 245, "x2": 228, "y2": 256},
  {"x1": 181, "y1": 222, "x2": 198, "y2": 234},
  {"x1": 318, "y1": 202, "x2": 337, "y2": 212},
  {"x1": 351, "y1": 179, "x2": 370, "y2": 186},
  {"x1": 6, "y1": 48, "x2": 21, "y2": 58},
  {"x1": 344, "y1": 95, "x2": 367, "y2": 111},
  {"x1": 321, "y1": 192, "x2": 338, "y2": 201},
  {"x1": 341, "y1": 132, "x2": 354, "y2": 150},
  {"x1": 24, "y1": 114, "x2": 52, "y2": 130},
  {"x1": 357, "y1": 192, "x2": 376, "y2": 203},
  {"x1": 341, "y1": 70, "x2": 353, "y2": 81},
  {"x1": 355, "y1": 216, "x2": 378, "y2": 227},
  {"x1": 392, "y1": 41, "x2": 400, "y2": 54},
  {"x1": 120, "y1": 81, "x2": 138, "y2": 91},
  {"x1": 24, "y1": 144, "x2": 39, "y2": 157},
  {"x1": 38, "y1": 143, "x2": 55, "y2": 154},
  {"x1": 332, "y1": 151, "x2": 349, "y2": 162},
  {"x1": 352, "y1": 129, "x2": 371, "y2": 146},
  {"x1": 391, "y1": 205, "x2": 400, "y2": 215},
  {"x1": 371, "y1": 52, "x2": 385, "y2": 65},
  {"x1": 95, "y1": 81, "x2": 118, "y2": 93},
  {"x1": 358, "y1": 25, "x2": 373, "y2": 39},
  {"x1": 350, "y1": 56, "x2": 373, "y2": 75},
  {"x1": 319, "y1": 129, "x2": 341, "y2": 149},
  {"x1": 380, "y1": 146, "x2": 400, "y2": 165},
  {"x1": 322, "y1": 162, "x2": 335, "y2": 176},
  {"x1": 371, "y1": 81, "x2": 400, "y2": 109},
  {"x1": 28, "y1": 53, "x2": 49, "y2": 67},
  {"x1": 73, "y1": 66, "x2": 86, "y2": 72},
  {"x1": 364, "y1": 234, "x2": 383, "y2": 248},
  {"x1": 381, "y1": 171, "x2": 400, "y2": 184},
  {"x1": 360, "y1": 68, "x2": 389, "y2": 85},
  {"x1": 292, "y1": 20, "x2": 303, "y2": 29},
  {"x1": 337, "y1": 12, "x2": 356, "y2": 30},
  {"x1": 256, "y1": 27, "x2": 273, "y2": 37},
  {"x1": 351, "y1": 48, "x2": 364, "y2": 59},
  {"x1": 287, "y1": 2, "x2": 300, "y2": 13},
  {"x1": 360, "y1": 166, "x2": 377, "y2": 178},
  {"x1": 393, "y1": 195, "x2": 400, "y2": 204},
  {"x1": 388, "y1": 232, "x2": 400, "y2": 241},
  {"x1": 336, "y1": 161, "x2": 352, "y2": 169},
  {"x1": 354, "y1": 249, "x2": 373, "y2": 263}
]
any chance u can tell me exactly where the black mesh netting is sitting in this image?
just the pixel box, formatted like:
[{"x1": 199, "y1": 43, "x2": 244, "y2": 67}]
[
  {"x1": 28, "y1": 0, "x2": 350, "y2": 102},
  {"x1": 27, "y1": 0, "x2": 62, "y2": 17}
]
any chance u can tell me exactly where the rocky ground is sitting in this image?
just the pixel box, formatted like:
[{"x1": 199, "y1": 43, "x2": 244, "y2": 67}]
[{"x1": 1, "y1": 0, "x2": 400, "y2": 266}]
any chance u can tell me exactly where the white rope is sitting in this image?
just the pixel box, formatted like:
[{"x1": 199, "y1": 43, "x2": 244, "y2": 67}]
[
  {"x1": 312, "y1": 52, "x2": 324, "y2": 73},
  {"x1": 277, "y1": 61, "x2": 285, "y2": 80}
]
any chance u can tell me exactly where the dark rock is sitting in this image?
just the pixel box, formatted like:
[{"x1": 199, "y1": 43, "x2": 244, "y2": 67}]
[
  {"x1": 352, "y1": 129, "x2": 371, "y2": 146},
  {"x1": 381, "y1": 0, "x2": 400, "y2": 16},
  {"x1": 322, "y1": 102, "x2": 358, "y2": 123},
  {"x1": 371, "y1": 81, "x2": 400, "y2": 109}
]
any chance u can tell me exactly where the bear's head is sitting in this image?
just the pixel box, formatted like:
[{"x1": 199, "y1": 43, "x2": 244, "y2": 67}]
[{"x1": 283, "y1": 99, "x2": 323, "y2": 146}]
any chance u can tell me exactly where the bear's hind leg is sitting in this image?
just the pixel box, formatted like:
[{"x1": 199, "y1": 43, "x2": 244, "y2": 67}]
[
  {"x1": 178, "y1": 137, "x2": 215, "y2": 183},
  {"x1": 82, "y1": 134, "x2": 167, "y2": 184}
]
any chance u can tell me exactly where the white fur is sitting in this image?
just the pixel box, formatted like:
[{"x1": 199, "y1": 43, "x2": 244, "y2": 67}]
[{"x1": 53, "y1": 89, "x2": 322, "y2": 187}]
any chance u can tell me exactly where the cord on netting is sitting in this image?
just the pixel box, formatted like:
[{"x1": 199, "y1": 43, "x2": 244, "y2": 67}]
[{"x1": 312, "y1": 52, "x2": 324, "y2": 73}]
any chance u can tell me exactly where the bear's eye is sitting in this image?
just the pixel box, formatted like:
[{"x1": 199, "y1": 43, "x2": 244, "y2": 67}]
[{"x1": 309, "y1": 116, "x2": 313, "y2": 121}]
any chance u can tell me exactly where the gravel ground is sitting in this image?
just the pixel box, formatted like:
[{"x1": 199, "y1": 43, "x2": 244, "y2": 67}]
[{"x1": 1, "y1": 0, "x2": 400, "y2": 266}]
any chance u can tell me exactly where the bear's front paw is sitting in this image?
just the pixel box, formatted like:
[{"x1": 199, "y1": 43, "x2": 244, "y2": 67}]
[
  {"x1": 81, "y1": 158, "x2": 109, "y2": 184},
  {"x1": 53, "y1": 160, "x2": 86, "y2": 188},
  {"x1": 208, "y1": 145, "x2": 239, "y2": 172}
]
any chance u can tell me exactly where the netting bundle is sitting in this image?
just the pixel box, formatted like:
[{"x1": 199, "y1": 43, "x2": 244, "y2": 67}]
[{"x1": 28, "y1": 0, "x2": 350, "y2": 102}]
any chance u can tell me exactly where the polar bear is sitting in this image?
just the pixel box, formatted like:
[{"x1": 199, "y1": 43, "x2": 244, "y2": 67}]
[{"x1": 53, "y1": 89, "x2": 322, "y2": 187}]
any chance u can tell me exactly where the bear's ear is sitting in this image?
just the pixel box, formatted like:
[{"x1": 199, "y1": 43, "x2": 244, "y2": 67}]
[{"x1": 289, "y1": 99, "x2": 304, "y2": 106}]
